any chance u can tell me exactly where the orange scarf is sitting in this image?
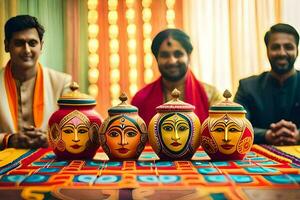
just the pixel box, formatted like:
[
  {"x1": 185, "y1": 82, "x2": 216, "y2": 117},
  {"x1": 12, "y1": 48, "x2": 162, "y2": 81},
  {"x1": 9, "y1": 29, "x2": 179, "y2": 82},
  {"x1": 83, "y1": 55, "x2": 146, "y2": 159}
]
[{"x1": 4, "y1": 61, "x2": 44, "y2": 131}]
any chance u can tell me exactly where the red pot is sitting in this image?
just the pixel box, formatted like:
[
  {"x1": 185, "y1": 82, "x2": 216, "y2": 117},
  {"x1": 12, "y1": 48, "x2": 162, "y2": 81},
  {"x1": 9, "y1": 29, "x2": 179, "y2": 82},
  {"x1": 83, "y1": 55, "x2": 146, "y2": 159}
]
[{"x1": 48, "y1": 82, "x2": 102, "y2": 159}]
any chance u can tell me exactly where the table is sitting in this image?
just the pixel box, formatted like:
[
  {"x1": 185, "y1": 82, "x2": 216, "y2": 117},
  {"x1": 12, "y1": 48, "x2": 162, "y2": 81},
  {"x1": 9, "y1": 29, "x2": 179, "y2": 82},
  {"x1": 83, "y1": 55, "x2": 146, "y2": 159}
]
[{"x1": 0, "y1": 145, "x2": 299, "y2": 200}]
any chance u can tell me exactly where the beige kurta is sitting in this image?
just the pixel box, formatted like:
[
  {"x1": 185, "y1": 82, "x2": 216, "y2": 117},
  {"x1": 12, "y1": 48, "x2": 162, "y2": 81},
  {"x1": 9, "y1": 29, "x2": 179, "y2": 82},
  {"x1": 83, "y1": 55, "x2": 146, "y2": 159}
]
[
  {"x1": 201, "y1": 82, "x2": 223, "y2": 106},
  {"x1": 0, "y1": 67, "x2": 72, "y2": 148},
  {"x1": 15, "y1": 76, "x2": 36, "y2": 131}
]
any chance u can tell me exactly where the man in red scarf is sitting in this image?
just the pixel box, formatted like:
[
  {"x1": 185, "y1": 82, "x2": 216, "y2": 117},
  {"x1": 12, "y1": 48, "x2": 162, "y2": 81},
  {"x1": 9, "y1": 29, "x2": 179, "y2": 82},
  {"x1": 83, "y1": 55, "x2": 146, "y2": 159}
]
[
  {"x1": 0, "y1": 15, "x2": 71, "y2": 149},
  {"x1": 132, "y1": 29, "x2": 221, "y2": 125}
]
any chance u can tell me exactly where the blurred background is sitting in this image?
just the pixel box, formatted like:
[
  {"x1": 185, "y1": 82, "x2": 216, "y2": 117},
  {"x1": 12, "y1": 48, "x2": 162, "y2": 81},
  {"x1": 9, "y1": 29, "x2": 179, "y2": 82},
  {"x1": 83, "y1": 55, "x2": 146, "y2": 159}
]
[{"x1": 1, "y1": 0, "x2": 300, "y2": 117}]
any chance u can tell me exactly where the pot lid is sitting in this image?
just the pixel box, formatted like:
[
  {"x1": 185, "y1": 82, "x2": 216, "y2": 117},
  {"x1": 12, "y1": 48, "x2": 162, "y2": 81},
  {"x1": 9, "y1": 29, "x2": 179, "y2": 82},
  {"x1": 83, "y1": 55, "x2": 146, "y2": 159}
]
[
  {"x1": 156, "y1": 89, "x2": 195, "y2": 112},
  {"x1": 57, "y1": 82, "x2": 96, "y2": 106},
  {"x1": 108, "y1": 93, "x2": 138, "y2": 114},
  {"x1": 209, "y1": 90, "x2": 246, "y2": 113}
]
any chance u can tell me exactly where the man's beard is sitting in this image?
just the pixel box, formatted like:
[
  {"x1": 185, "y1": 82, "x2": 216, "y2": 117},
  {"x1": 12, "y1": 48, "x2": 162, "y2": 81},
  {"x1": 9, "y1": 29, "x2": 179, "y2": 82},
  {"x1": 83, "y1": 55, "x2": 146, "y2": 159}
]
[
  {"x1": 159, "y1": 63, "x2": 188, "y2": 82},
  {"x1": 270, "y1": 55, "x2": 296, "y2": 75}
]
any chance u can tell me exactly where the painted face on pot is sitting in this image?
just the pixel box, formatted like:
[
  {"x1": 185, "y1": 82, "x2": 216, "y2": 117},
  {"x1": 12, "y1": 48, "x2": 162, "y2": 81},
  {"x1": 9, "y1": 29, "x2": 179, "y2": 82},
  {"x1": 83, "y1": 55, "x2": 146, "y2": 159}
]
[
  {"x1": 105, "y1": 116, "x2": 141, "y2": 158},
  {"x1": 209, "y1": 114, "x2": 244, "y2": 155},
  {"x1": 61, "y1": 116, "x2": 90, "y2": 154},
  {"x1": 159, "y1": 113, "x2": 191, "y2": 153}
]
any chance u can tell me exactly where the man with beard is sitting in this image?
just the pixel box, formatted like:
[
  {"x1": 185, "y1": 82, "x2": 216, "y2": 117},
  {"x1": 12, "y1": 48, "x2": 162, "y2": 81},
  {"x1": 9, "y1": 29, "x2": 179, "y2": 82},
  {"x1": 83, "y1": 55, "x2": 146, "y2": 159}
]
[
  {"x1": 0, "y1": 15, "x2": 71, "y2": 149},
  {"x1": 234, "y1": 23, "x2": 300, "y2": 145},
  {"x1": 131, "y1": 29, "x2": 221, "y2": 125}
]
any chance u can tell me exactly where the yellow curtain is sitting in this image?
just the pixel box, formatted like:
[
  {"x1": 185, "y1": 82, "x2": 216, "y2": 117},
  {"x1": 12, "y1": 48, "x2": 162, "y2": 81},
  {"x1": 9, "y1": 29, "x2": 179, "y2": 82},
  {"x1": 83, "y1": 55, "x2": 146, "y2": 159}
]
[
  {"x1": 229, "y1": 0, "x2": 281, "y2": 93},
  {"x1": 183, "y1": 0, "x2": 281, "y2": 94},
  {"x1": 0, "y1": 0, "x2": 17, "y2": 68},
  {"x1": 281, "y1": 0, "x2": 300, "y2": 70}
]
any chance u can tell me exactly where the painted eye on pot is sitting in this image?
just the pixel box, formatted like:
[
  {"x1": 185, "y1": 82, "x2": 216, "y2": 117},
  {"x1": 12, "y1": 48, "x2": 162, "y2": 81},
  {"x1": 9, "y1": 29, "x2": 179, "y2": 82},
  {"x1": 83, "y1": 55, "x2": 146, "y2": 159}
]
[
  {"x1": 63, "y1": 129, "x2": 73, "y2": 134},
  {"x1": 215, "y1": 128, "x2": 224, "y2": 132},
  {"x1": 78, "y1": 128, "x2": 88, "y2": 134},
  {"x1": 109, "y1": 131, "x2": 119, "y2": 137},
  {"x1": 178, "y1": 125, "x2": 188, "y2": 131},
  {"x1": 229, "y1": 127, "x2": 239, "y2": 132},
  {"x1": 126, "y1": 131, "x2": 137, "y2": 137},
  {"x1": 163, "y1": 125, "x2": 173, "y2": 132}
]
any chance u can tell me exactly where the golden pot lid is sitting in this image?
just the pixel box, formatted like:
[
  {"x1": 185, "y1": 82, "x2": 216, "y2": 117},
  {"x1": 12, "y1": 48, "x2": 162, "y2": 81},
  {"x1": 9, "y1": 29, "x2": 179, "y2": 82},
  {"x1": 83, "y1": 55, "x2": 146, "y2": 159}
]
[
  {"x1": 108, "y1": 93, "x2": 138, "y2": 115},
  {"x1": 156, "y1": 89, "x2": 195, "y2": 112},
  {"x1": 209, "y1": 90, "x2": 246, "y2": 113},
  {"x1": 57, "y1": 82, "x2": 96, "y2": 106}
]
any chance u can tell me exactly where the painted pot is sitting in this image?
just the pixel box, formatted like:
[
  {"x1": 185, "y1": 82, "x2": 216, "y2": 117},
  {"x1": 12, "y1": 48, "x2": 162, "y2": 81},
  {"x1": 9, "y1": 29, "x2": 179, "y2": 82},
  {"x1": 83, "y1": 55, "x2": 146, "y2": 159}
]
[
  {"x1": 201, "y1": 90, "x2": 254, "y2": 161},
  {"x1": 48, "y1": 82, "x2": 102, "y2": 160},
  {"x1": 99, "y1": 93, "x2": 147, "y2": 160},
  {"x1": 148, "y1": 89, "x2": 201, "y2": 160}
]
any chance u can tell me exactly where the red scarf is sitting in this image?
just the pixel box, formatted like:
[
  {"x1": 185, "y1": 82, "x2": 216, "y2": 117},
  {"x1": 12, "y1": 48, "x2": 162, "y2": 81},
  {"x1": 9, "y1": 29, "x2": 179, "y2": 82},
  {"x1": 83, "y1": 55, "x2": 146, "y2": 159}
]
[
  {"x1": 131, "y1": 70, "x2": 209, "y2": 125},
  {"x1": 4, "y1": 61, "x2": 44, "y2": 131}
]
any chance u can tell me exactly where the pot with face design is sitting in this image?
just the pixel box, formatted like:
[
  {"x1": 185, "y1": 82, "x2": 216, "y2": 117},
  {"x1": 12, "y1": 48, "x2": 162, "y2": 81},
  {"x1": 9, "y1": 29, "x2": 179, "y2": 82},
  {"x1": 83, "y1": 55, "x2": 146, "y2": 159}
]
[
  {"x1": 148, "y1": 89, "x2": 201, "y2": 160},
  {"x1": 48, "y1": 82, "x2": 102, "y2": 160},
  {"x1": 99, "y1": 93, "x2": 148, "y2": 160},
  {"x1": 200, "y1": 90, "x2": 254, "y2": 161}
]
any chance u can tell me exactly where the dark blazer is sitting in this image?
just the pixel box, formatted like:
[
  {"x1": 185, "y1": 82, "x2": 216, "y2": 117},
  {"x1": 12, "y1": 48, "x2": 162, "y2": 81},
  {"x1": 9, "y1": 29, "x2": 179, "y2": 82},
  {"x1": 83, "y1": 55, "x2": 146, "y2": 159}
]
[{"x1": 234, "y1": 70, "x2": 300, "y2": 143}]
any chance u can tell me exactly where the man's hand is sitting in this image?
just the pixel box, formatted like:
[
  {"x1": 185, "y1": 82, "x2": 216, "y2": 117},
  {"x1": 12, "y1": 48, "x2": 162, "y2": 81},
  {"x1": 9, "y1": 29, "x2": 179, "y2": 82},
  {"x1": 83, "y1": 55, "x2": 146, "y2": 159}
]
[
  {"x1": 7, "y1": 126, "x2": 48, "y2": 149},
  {"x1": 265, "y1": 120, "x2": 299, "y2": 145},
  {"x1": 7, "y1": 133, "x2": 31, "y2": 148}
]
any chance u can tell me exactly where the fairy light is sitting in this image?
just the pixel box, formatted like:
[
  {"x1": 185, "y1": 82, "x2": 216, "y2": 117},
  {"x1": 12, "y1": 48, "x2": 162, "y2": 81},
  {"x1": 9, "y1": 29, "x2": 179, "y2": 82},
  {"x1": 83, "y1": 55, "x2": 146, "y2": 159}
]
[
  {"x1": 108, "y1": 0, "x2": 120, "y2": 106},
  {"x1": 142, "y1": 0, "x2": 153, "y2": 83},
  {"x1": 126, "y1": 0, "x2": 138, "y2": 97},
  {"x1": 88, "y1": 0, "x2": 99, "y2": 97},
  {"x1": 166, "y1": 0, "x2": 176, "y2": 28}
]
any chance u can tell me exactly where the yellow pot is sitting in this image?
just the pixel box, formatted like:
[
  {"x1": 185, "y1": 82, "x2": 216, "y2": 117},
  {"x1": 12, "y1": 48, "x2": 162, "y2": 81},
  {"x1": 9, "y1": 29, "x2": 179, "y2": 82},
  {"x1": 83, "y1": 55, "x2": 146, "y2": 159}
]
[
  {"x1": 148, "y1": 89, "x2": 201, "y2": 160},
  {"x1": 201, "y1": 90, "x2": 254, "y2": 160}
]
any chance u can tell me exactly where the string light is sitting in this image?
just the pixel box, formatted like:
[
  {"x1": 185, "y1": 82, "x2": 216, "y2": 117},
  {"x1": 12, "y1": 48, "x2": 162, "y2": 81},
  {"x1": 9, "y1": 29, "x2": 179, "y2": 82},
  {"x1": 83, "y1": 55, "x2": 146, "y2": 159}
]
[
  {"x1": 142, "y1": 0, "x2": 153, "y2": 83},
  {"x1": 108, "y1": 0, "x2": 120, "y2": 106},
  {"x1": 126, "y1": 0, "x2": 138, "y2": 97},
  {"x1": 88, "y1": 0, "x2": 99, "y2": 97},
  {"x1": 166, "y1": 0, "x2": 176, "y2": 28},
  {"x1": 87, "y1": 0, "x2": 176, "y2": 103}
]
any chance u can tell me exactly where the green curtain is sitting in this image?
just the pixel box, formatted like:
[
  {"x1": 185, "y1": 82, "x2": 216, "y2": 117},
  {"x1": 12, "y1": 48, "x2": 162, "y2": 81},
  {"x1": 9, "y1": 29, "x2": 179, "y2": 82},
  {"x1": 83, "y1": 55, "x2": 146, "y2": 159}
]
[
  {"x1": 17, "y1": 0, "x2": 88, "y2": 92},
  {"x1": 18, "y1": 0, "x2": 66, "y2": 73},
  {"x1": 1, "y1": 0, "x2": 89, "y2": 92},
  {"x1": 79, "y1": 0, "x2": 88, "y2": 93},
  {"x1": 0, "y1": 0, "x2": 17, "y2": 68}
]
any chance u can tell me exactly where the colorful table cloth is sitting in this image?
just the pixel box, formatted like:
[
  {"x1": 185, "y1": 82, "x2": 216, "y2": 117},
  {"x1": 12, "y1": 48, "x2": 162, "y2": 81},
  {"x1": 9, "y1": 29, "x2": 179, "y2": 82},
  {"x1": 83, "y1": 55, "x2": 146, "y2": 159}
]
[{"x1": 0, "y1": 145, "x2": 299, "y2": 199}]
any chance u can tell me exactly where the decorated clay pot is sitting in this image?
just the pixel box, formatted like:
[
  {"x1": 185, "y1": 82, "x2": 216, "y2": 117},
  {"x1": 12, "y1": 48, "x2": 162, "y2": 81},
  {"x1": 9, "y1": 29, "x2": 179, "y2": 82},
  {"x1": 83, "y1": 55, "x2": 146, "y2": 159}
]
[
  {"x1": 48, "y1": 82, "x2": 102, "y2": 160},
  {"x1": 99, "y1": 93, "x2": 147, "y2": 160},
  {"x1": 201, "y1": 90, "x2": 254, "y2": 161},
  {"x1": 148, "y1": 89, "x2": 201, "y2": 160}
]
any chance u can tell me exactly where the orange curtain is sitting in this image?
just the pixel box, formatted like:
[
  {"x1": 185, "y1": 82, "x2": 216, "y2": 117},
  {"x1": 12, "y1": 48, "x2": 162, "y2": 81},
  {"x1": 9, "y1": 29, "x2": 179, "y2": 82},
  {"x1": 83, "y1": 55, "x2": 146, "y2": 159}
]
[
  {"x1": 96, "y1": 0, "x2": 183, "y2": 117},
  {"x1": 65, "y1": 0, "x2": 80, "y2": 83}
]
